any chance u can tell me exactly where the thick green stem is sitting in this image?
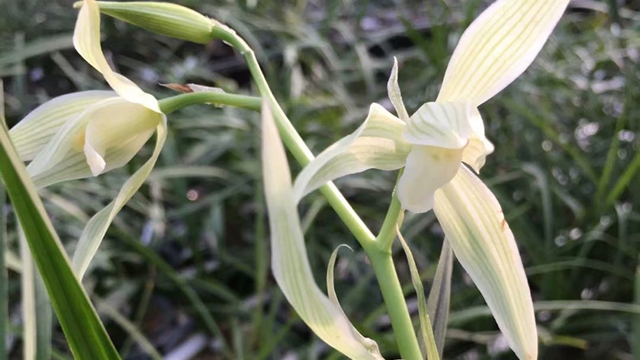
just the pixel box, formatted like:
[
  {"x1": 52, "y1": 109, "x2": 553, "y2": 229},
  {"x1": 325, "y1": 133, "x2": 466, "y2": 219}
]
[
  {"x1": 365, "y1": 249, "x2": 422, "y2": 360},
  {"x1": 158, "y1": 92, "x2": 261, "y2": 114}
]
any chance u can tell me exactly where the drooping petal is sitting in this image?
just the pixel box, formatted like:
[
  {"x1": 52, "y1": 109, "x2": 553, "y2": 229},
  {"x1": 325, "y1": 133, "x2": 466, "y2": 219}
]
[
  {"x1": 262, "y1": 103, "x2": 384, "y2": 360},
  {"x1": 461, "y1": 107, "x2": 494, "y2": 173},
  {"x1": 387, "y1": 57, "x2": 409, "y2": 123},
  {"x1": 293, "y1": 103, "x2": 410, "y2": 203},
  {"x1": 27, "y1": 98, "x2": 162, "y2": 188},
  {"x1": 9, "y1": 91, "x2": 116, "y2": 161},
  {"x1": 403, "y1": 102, "x2": 473, "y2": 149},
  {"x1": 396, "y1": 145, "x2": 463, "y2": 213},
  {"x1": 72, "y1": 115, "x2": 167, "y2": 278},
  {"x1": 74, "y1": 0, "x2": 160, "y2": 112},
  {"x1": 437, "y1": 0, "x2": 570, "y2": 105},
  {"x1": 433, "y1": 166, "x2": 537, "y2": 360},
  {"x1": 83, "y1": 102, "x2": 158, "y2": 176}
]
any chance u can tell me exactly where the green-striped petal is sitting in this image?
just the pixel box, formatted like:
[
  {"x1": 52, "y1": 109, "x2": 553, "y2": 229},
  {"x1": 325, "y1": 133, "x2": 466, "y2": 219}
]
[
  {"x1": 72, "y1": 116, "x2": 167, "y2": 278},
  {"x1": 433, "y1": 166, "x2": 537, "y2": 360},
  {"x1": 27, "y1": 98, "x2": 162, "y2": 188},
  {"x1": 437, "y1": 0, "x2": 570, "y2": 105},
  {"x1": 9, "y1": 91, "x2": 116, "y2": 161},
  {"x1": 74, "y1": 0, "x2": 160, "y2": 112},
  {"x1": 293, "y1": 103, "x2": 410, "y2": 203},
  {"x1": 262, "y1": 103, "x2": 384, "y2": 360}
]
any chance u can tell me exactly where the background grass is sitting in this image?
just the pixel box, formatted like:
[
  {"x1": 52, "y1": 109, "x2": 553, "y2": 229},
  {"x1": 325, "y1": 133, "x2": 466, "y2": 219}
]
[{"x1": 1, "y1": 0, "x2": 640, "y2": 359}]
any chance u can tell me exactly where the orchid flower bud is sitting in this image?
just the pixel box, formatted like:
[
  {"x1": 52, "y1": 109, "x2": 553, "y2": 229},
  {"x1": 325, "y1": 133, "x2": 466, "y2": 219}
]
[{"x1": 92, "y1": 1, "x2": 214, "y2": 44}]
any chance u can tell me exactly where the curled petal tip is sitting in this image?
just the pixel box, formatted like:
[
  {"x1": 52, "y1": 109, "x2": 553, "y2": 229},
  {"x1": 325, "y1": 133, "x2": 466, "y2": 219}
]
[{"x1": 84, "y1": 143, "x2": 106, "y2": 176}]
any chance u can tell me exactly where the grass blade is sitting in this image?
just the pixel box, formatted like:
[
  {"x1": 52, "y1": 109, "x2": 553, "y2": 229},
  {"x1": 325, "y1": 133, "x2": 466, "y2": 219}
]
[{"x1": 0, "y1": 97, "x2": 121, "y2": 359}]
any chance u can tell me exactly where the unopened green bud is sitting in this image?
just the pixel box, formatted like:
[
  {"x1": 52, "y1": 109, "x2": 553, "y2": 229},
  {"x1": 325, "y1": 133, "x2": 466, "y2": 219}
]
[{"x1": 95, "y1": 1, "x2": 214, "y2": 44}]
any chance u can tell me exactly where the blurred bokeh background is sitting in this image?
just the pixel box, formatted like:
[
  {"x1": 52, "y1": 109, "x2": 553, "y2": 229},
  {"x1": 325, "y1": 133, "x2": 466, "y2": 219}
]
[{"x1": 1, "y1": 0, "x2": 640, "y2": 359}]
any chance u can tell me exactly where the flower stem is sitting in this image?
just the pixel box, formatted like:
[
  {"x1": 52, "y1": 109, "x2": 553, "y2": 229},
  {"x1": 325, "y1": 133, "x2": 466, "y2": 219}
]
[
  {"x1": 158, "y1": 92, "x2": 262, "y2": 114},
  {"x1": 211, "y1": 23, "x2": 376, "y2": 246},
  {"x1": 210, "y1": 23, "x2": 421, "y2": 359}
]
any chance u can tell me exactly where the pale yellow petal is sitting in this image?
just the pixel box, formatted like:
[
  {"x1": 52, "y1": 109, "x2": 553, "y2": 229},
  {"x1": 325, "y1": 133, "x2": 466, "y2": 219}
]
[
  {"x1": 403, "y1": 102, "x2": 473, "y2": 149},
  {"x1": 9, "y1": 91, "x2": 116, "y2": 161},
  {"x1": 433, "y1": 166, "x2": 537, "y2": 360},
  {"x1": 461, "y1": 108, "x2": 494, "y2": 173},
  {"x1": 397, "y1": 145, "x2": 463, "y2": 213},
  {"x1": 387, "y1": 57, "x2": 409, "y2": 123},
  {"x1": 74, "y1": 0, "x2": 160, "y2": 112},
  {"x1": 437, "y1": 0, "x2": 570, "y2": 105},
  {"x1": 293, "y1": 103, "x2": 410, "y2": 202},
  {"x1": 262, "y1": 103, "x2": 384, "y2": 360}
]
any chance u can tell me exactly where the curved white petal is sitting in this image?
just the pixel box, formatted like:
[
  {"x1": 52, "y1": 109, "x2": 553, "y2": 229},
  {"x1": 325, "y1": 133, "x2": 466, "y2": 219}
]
[
  {"x1": 27, "y1": 98, "x2": 161, "y2": 188},
  {"x1": 433, "y1": 166, "x2": 537, "y2": 360},
  {"x1": 397, "y1": 145, "x2": 463, "y2": 213},
  {"x1": 293, "y1": 103, "x2": 410, "y2": 203},
  {"x1": 404, "y1": 102, "x2": 473, "y2": 149},
  {"x1": 462, "y1": 108, "x2": 494, "y2": 173},
  {"x1": 262, "y1": 103, "x2": 384, "y2": 360},
  {"x1": 72, "y1": 115, "x2": 167, "y2": 278},
  {"x1": 9, "y1": 91, "x2": 116, "y2": 161},
  {"x1": 437, "y1": 0, "x2": 570, "y2": 105},
  {"x1": 74, "y1": 0, "x2": 160, "y2": 112},
  {"x1": 387, "y1": 58, "x2": 409, "y2": 123}
]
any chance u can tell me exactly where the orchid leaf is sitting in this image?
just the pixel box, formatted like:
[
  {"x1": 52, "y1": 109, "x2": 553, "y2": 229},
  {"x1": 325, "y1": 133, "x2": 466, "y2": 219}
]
[
  {"x1": 433, "y1": 166, "x2": 537, "y2": 360},
  {"x1": 396, "y1": 228, "x2": 439, "y2": 360},
  {"x1": 293, "y1": 103, "x2": 410, "y2": 203},
  {"x1": 427, "y1": 240, "x2": 453, "y2": 358},
  {"x1": 437, "y1": 0, "x2": 571, "y2": 105},
  {"x1": 0, "y1": 94, "x2": 120, "y2": 360},
  {"x1": 262, "y1": 102, "x2": 384, "y2": 360}
]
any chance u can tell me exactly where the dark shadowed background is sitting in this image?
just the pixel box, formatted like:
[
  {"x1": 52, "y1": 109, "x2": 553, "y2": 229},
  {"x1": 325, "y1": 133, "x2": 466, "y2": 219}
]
[{"x1": 1, "y1": 0, "x2": 639, "y2": 359}]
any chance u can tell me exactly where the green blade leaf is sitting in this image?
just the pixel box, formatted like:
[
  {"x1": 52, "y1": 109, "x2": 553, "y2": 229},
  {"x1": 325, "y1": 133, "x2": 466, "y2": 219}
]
[
  {"x1": 426, "y1": 240, "x2": 453, "y2": 358},
  {"x1": 396, "y1": 228, "x2": 439, "y2": 360},
  {"x1": 262, "y1": 102, "x2": 384, "y2": 360},
  {"x1": 0, "y1": 97, "x2": 121, "y2": 360}
]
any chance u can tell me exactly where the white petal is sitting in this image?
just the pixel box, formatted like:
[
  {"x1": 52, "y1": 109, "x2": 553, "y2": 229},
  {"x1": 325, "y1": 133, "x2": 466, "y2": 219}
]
[
  {"x1": 9, "y1": 91, "x2": 116, "y2": 161},
  {"x1": 397, "y1": 145, "x2": 463, "y2": 213},
  {"x1": 403, "y1": 102, "x2": 473, "y2": 149},
  {"x1": 262, "y1": 103, "x2": 384, "y2": 360},
  {"x1": 461, "y1": 107, "x2": 494, "y2": 173},
  {"x1": 387, "y1": 57, "x2": 409, "y2": 123},
  {"x1": 433, "y1": 166, "x2": 537, "y2": 360},
  {"x1": 437, "y1": 0, "x2": 570, "y2": 105},
  {"x1": 74, "y1": 0, "x2": 160, "y2": 112},
  {"x1": 27, "y1": 98, "x2": 161, "y2": 188},
  {"x1": 72, "y1": 115, "x2": 167, "y2": 278},
  {"x1": 293, "y1": 103, "x2": 410, "y2": 203}
]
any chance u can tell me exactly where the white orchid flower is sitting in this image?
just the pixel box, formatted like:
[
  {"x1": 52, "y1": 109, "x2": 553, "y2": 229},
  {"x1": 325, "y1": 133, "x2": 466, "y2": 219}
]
[
  {"x1": 293, "y1": 1, "x2": 571, "y2": 359},
  {"x1": 9, "y1": 0, "x2": 167, "y2": 278}
]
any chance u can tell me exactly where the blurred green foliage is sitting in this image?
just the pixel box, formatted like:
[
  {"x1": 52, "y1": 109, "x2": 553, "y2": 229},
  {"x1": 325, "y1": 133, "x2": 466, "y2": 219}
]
[{"x1": 1, "y1": 0, "x2": 639, "y2": 359}]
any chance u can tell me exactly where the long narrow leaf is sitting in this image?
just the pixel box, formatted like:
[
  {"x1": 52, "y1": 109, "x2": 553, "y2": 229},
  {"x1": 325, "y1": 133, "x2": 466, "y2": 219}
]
[
  {"x1": 397, "y1": 228, "x2": 439, "y2": 360},
  {"x1": 426, "y1": 240, "x2": 453, "y2": 358},
  {"x1": 0, "y1": 109, "x2": 120, "y2": 359},
  {"x1": 0, "y1": 83, "x2": 7, "y2": 360}
]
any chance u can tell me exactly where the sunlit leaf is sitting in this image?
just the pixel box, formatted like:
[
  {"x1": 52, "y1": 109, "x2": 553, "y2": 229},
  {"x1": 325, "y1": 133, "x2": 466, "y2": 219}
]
[{"x1": 427, "y1": 240, "x2": 453, "y2": 358}]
